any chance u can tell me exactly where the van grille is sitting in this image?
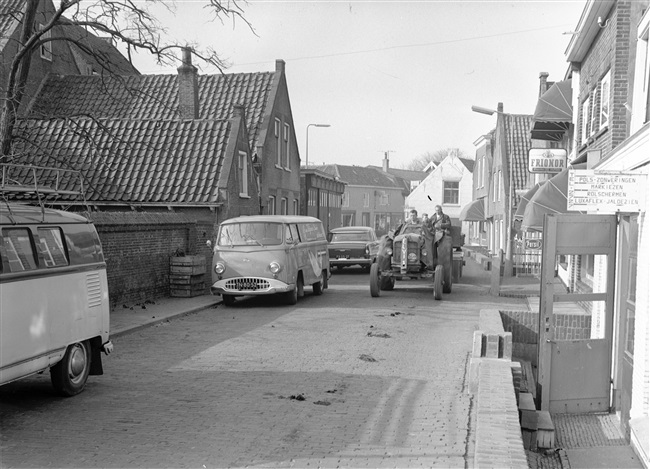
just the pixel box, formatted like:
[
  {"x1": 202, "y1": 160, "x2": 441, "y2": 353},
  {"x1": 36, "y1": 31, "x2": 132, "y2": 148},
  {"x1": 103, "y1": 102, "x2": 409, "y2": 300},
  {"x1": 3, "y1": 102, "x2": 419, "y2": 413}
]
[
  {"x1": 86, "y1": 272, "x2": 102, "y2": 307},
  {"x1": 225, "y1": 278, "x2": 271, "y2": 291}
]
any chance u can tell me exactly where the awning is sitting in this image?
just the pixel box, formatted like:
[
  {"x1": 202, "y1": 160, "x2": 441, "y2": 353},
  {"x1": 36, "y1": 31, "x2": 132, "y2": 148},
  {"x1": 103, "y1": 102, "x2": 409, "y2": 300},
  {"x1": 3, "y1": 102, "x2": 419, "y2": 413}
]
[
  {"x1": 520, "y1": 163, "x2": 586, "y2": 232},
  {"x1": 459, "y1": 198, "x2": 485, "y2": 221},
  {"x1": 514, "y1": 182, "x2": 544, "y2": 221},
  {"x1": 531, "y1": 80, "x2": 573, "y2": 141}
]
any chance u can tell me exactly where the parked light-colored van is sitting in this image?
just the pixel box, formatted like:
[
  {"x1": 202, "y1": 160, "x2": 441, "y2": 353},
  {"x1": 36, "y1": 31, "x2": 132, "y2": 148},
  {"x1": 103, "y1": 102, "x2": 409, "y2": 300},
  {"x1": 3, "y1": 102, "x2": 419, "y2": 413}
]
[
  {"x1": 209, "y1": 215, "x2": 330, "y2": 305},
  {"x1": 0, "y1": 203, "x2": 113, "y2": 396}
]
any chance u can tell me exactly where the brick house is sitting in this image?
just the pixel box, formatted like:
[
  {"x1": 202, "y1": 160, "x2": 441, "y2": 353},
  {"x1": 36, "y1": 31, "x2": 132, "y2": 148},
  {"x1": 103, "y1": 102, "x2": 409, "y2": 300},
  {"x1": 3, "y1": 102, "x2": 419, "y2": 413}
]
[
  {"x1": 10, "y1": 103, "x2": 258, "y2": 305},
  {"x1": 0, "y1": 0, "x2": 139, "y2": 115},
  {"x1": 3, "y1": 7, "x2": 302, "y2": 304},
  {"x1": 315, "y1": 164, "x2": 407, "y2": 236},
  {"x1": 562, "y1": 0, "x2": 649, "y2": 461}
]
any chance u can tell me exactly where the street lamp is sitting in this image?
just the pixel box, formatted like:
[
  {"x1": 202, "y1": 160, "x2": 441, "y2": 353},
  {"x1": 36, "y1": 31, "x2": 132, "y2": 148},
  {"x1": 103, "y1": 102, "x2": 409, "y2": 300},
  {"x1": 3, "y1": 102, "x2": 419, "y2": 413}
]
[{"x1": 305, "y1": 123, "x2": 330, "y2": 167}]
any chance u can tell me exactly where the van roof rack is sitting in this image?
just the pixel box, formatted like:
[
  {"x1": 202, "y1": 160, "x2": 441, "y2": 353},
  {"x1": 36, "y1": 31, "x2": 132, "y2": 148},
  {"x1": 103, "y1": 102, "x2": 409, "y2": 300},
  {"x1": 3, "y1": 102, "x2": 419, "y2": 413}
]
[{"x1": 0, "y1": 163, "x2": 91, "y2": 221}]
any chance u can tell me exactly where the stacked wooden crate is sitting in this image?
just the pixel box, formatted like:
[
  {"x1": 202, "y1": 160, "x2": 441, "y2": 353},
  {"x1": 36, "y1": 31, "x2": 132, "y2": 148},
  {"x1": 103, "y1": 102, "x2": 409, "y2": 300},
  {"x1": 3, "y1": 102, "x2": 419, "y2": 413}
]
[{"x1": 170, "y1": 255, "x2": 206, "y2": 297}]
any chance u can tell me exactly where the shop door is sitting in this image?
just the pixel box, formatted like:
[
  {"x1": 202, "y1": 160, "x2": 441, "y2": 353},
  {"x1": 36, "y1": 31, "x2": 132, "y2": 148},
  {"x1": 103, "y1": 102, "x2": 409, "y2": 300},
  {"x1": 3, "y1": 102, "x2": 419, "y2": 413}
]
[
  {"x1": 537, "y1": 214, "x2": 616, "y2": 413},
  {"x1": 616, "y1": 215, "x2": 637, "y2": 438}
]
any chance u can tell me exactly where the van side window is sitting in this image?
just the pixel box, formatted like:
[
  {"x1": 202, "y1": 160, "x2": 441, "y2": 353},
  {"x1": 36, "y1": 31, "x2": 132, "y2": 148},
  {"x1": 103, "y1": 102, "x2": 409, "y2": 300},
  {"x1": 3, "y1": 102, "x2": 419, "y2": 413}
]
[
  {"x1": 38, "y1": 227, "x2": 69, "y2": 267},
  {"x1": 286, "y1": 224, "x2": 300, "y2": 244},
  {"x1": 298, "y1": 222, "x2": 326, "y2": 242},
  {"x1": 2, "y1": 228, "x2": 38, "y2": 272}
]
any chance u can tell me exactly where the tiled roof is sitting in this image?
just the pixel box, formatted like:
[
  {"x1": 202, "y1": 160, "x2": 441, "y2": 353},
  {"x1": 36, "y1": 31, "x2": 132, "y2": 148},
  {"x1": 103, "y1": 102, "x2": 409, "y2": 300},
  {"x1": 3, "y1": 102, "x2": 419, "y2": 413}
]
[
  {"x1": 367, "y1": 166, "x2": 426, "y2": 182},
  {"x1": 0, "y1": 0, "x2": 25, "y2": 50},
  {"x1": 503, "y1": 114, "x2": 534, "y2": 201},
  {"x1": 316, "y1": 164, "x2": 404, "y2": 189},
  {"x1": 27, "y1": 71, "x2": 275, "y2": 150},
  {"x1": 11, "y1": 118, "x2": 231, "y2": 204}
]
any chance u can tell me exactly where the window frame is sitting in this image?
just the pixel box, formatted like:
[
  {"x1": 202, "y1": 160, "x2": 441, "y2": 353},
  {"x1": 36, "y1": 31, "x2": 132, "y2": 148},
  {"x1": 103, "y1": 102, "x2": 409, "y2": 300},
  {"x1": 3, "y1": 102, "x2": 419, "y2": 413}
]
[
  {"x1": 599, "y1": 71, "x2": 611, "y2": 129},
  {"x1": 274, "y1": 118, "x2": 282, "y2": 167},
  {"x1": 283, "y1": 123, "x2": 290, "y2": 169},
  {"x1": 238, "y1": 151, "x2": 248, "y2": 197},
  {"x1": 581, "y1": 96, "x2": 591, "y2": 144},
  {"x1": 444, "y1": 180, "x2": 460, "y2": 205},
  {"x1": 267, "y1": 195, "x2": 276, "y2": 215}
]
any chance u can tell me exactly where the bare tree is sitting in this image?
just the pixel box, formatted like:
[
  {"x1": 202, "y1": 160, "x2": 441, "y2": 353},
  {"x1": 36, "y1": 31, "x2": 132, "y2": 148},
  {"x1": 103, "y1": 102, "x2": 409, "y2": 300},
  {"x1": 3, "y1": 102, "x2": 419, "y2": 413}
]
[
  {"x1": 403, "y1": 148, "x2": 469, "y2": 171},
  {"x1": 0, "y1": 0, "x2": 251, "y2": 160}
]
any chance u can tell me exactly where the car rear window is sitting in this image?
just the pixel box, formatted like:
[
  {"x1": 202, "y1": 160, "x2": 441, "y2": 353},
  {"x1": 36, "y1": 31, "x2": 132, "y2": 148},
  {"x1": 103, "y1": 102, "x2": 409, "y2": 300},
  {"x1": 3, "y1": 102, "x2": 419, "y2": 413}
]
[{"x1": 331, "y1": 232, "x2": 371, "y2": 242}]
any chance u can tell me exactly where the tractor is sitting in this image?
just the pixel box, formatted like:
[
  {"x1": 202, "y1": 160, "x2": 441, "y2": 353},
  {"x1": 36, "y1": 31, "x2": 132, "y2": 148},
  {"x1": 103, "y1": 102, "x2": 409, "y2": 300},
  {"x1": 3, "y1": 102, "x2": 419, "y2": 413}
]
[{"x1": 369, "y1": 221, "x2": 464, "y2": 299}]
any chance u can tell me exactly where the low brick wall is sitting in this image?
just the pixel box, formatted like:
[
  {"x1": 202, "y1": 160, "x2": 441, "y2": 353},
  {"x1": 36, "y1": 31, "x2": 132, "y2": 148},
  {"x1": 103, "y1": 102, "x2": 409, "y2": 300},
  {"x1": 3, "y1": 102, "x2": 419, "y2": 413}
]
[{"x1": 92, "y1": 212, "x2": 214, "y2": 307}]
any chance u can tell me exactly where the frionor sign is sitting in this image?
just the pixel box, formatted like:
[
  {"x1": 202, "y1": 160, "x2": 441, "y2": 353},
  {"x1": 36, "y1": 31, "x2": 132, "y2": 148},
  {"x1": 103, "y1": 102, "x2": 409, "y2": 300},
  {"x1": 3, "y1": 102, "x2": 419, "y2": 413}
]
[
  {"x1": 528, "y1": 148, "x2": 567, "y2": 174},
  {"x1": 568, "y1": 170, "x2": 647, "y2": 212}
]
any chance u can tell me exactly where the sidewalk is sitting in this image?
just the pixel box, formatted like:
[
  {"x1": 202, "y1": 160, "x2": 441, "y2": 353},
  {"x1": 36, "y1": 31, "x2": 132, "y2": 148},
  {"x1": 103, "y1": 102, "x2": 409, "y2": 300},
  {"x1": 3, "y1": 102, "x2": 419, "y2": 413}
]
[
  {"x1": 469, "y1": 257, "x2": 645, "y2": 469},
  {"x1": 110, "y1": 294, "x2": 221, "y2": 338}
]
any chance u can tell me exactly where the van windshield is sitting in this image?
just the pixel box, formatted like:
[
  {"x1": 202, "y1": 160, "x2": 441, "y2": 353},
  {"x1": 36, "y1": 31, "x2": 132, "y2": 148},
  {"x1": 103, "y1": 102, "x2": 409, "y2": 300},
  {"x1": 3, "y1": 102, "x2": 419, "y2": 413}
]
[{"x1": 218, "y1": 223, "x2": 285, "y2": 247}]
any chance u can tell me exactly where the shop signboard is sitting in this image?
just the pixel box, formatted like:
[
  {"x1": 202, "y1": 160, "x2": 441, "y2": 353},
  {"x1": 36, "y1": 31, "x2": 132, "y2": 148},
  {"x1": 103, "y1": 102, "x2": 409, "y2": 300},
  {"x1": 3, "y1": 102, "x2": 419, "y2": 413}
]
[
  {"x1": 568, "y1": 170, "x2": 647, "y2": 212},
  {"x1": 528, "y1": 148, "x2": 567, "y2": 174}
]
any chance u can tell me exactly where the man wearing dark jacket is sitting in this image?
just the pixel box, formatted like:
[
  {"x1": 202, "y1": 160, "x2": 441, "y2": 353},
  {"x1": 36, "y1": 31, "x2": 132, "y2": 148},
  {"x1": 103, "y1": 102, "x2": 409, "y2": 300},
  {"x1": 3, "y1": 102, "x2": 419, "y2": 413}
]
[{"x1": 430, "y1": 205, "x2": 451, "y2": 263}]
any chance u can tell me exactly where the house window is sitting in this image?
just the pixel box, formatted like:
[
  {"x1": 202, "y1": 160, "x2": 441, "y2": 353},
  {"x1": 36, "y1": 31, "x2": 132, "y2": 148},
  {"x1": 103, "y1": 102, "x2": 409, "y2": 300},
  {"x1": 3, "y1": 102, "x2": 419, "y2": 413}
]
[
  {"x1": 238, "y1": 151, "x2": 248, "y2": 196},
  {"x1": 280, "y1": 197, "x2": 288, "y2": 215},
  {"x1": 39, "y1": 24, "x2": 52, "y2": 61},
  {"x1": 363, "y1": 192, "x2": 369, "y2": 208},
  {"x1": 581, "y1": 97, "x2": 590, "y2": 144},
  {"x1": 268, "y1": 196, "x2": 276, "y2": 215},
  {"x1": 478, "y1": 157, "x2": 484, "y2": 188},
  {"x1": 275, "y1": 119, "x2": 282, "y2": 166},
  {"x1": 292, "y1": 199, "x2": 298, "y2": 215},
  {"x1": 341, "y1": 191, "x2": 349, "y2": 207},
  {"x1": 497, "y1": 170, "x2": 502, "y2": 202},
  {"x1": 283, "y1": 123, "x2": 290, "y2": 169},
  {"x1": 308, "y1": 189, "x2": 318, "y2": 207},
  {"x1": 342, "y1": 213, "x2": 355, "y2": 226},
  {"x1": 444, "y1": 181, "x2": 459, "y2": 205},
  {"x1": 379, "y1": 191, "x2": 389, "y2": 206},
  {"x1": 590, "y1": 88, "x2": 599, "y2": 136},
  {"x1": 600, "y1": 71, "x2": 611, "y2": 129}
]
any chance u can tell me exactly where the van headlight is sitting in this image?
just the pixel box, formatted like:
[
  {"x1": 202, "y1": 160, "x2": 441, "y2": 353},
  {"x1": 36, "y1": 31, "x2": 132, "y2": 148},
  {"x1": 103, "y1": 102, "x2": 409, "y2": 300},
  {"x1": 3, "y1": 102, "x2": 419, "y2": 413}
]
[
  {"x1": 269, "y1": 262, "x2": 282, "y2": 274},
  {"x1": 214, "y1": 262, "x2": 226, "y2": 274}
]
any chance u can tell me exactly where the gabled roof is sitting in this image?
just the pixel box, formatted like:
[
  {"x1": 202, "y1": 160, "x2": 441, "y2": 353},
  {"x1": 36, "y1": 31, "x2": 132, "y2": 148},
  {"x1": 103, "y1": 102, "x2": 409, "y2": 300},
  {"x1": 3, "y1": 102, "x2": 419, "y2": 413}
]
[
  {"x1": 11, "y1": 118, "x2": 232, "y2": 204},
  {"x1": 27, "y1": 71, "x2": 275, "y2": 150},
  {"x1": 316, "y1": 164, "x2": 404, "y2": 189},
  {"x1": 503, "y1": 114, "x2": 534, "y2": 198}
]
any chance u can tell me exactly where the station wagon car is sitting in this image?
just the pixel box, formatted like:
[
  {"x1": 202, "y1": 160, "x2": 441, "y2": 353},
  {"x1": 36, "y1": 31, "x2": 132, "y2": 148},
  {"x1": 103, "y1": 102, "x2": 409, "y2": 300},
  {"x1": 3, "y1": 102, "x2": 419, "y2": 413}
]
[{"x1": 328, "y1": 226, "x2": 380, "y2": 271}]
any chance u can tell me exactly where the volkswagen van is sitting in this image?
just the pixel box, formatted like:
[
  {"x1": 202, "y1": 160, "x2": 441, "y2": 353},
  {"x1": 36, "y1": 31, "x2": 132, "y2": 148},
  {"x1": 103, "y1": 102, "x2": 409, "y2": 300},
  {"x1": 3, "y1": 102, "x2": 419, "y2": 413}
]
[
  {"x1": 0, "y1": 202, "x2": 113, "y2": 396},
  {"x1": 209, "y1": 215, "x2": 330, "y2": 305}
]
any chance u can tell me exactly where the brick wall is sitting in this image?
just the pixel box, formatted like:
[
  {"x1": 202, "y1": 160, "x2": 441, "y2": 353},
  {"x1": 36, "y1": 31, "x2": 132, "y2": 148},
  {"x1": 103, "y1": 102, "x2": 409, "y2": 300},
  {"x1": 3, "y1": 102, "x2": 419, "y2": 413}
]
[{"x1": 92, "y1": 211, "x2": 210, "y2": 307}]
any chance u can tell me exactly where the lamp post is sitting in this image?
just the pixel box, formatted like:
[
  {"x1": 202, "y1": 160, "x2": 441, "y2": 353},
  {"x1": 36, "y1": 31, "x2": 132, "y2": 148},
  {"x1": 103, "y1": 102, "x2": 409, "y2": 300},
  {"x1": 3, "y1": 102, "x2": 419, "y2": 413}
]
[
  {"x1": 471, "y1": 102, "x2": 513, "y2": 278},
  {"x1": 305, "y1": 123, "x2": 330, "y2": 167}
]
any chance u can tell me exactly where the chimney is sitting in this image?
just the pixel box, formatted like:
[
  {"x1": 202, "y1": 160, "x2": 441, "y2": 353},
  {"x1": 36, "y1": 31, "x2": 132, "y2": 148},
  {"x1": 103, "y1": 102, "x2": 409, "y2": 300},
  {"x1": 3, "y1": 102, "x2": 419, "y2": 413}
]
[
  {"x1": 382, "y1": 152, "x2": 389, "y2": 172},
  {"x1": 177, "y1": 47, "x2": 199, "y2": 119},
  {"x1": 539, "y1": 72, "x2": 549, "y2": 97},
  {"x1": 497, "y1": 102, "x2": 504, "y2": 113},
  {"x1": 276, "y1": 59, "x2": 285, "y2": 74},
  {"x1": 233, "y1": 103, "x2": 246, "y2": 121}
]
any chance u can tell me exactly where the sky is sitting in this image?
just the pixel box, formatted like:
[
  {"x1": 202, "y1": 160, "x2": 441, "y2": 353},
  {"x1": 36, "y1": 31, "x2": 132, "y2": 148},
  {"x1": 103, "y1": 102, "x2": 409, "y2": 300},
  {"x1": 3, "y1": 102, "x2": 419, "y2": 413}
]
[{"x1": 128, "y1": 0, "x2": 587, "y2": 170}]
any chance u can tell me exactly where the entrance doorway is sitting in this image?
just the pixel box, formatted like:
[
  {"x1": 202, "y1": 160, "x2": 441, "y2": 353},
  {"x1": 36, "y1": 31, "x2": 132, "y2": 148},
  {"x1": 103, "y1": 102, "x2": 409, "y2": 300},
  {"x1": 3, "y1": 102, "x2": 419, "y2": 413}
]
[{"x1": 537, "y1": 214, "x2": 617, "y2": 413}]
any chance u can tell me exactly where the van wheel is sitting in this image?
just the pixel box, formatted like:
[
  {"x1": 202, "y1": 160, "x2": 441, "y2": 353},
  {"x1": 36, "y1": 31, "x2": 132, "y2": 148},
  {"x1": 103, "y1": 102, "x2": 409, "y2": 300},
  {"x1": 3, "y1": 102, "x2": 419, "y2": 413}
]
[
  {"x1": 51, "y1": 341, "x2": 91, "y2": 396},
  {"x1": 285, "y1": 286, "x2": 298, "y2": 305},
  {"x1": 222, "y1": 295, "x2": 236, "y2": 306}
]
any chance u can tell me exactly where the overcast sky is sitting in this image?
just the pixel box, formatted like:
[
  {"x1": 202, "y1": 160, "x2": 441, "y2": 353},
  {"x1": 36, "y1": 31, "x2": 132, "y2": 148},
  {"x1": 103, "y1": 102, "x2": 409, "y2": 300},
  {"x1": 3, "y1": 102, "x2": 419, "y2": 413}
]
[{"x1": 130, "y1": 0, "x2": 586, "y2": 169}]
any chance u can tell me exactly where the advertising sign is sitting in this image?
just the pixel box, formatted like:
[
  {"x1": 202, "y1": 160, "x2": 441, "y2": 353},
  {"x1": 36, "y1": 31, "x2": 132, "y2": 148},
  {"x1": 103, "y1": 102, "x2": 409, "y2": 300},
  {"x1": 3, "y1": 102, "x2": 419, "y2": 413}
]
[
  {"x1": 568, "y1": 170, "x2": 647, "y2": 212},
  {"x1": 524, "y1": 238, "x2": 543, "y2": 250},
  {"x1": 528, "y1": 148, "x2": 567, "y2": 174}
]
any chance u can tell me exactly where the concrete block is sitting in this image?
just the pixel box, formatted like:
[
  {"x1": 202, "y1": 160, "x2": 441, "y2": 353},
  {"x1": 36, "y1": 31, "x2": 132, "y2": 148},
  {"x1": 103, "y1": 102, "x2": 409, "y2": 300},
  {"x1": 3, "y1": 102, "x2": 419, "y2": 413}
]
[
  {"x1": 472, "y1": 330, "x2": 484, "y2": 357},
  {"x1": 485, "y1": 333, "x2": 500, "y2": 358}
]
